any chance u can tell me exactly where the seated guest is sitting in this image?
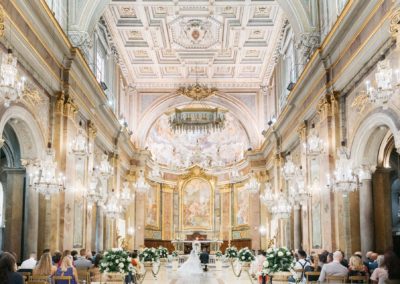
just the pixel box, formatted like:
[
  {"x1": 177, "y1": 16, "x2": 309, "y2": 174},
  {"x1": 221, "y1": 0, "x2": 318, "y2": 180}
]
[
  {"x1": 339, "y1": 250, "x2": 349, "y2": 268},
  {"x1": 290, "y1": 250, "x2": 311, "y2": 283},
  {"x1": 42, "y1": 249, "x2": 51, "y2": 254},
  {"x1": 383, "y1": 250, "x2": 400, "y2": 282},
  {"x1": 318, "y1": 253, "x2": 328, "y2": 270},
  {"x1": 318, "y1": 251, "x2": 348, "y2": 282},
  {"x1": 52, "y1": 251, "x2": 62, "y2": 266},
  {"x1": 19, "y1": 252, "x2": 37, "y2": 270},
  {"x1": 71, "y1": 250, "x2": 78, "y2": 262},
  {"x1": 32, "y1": 253, "x2": 57, "y2": 278},
  {"x1": 368, "y1": 253, "x2": 379, "y2": 274},
  {"x1": 0, "y1": 252, "x2": 24, "y2": 284},
  {"x1": 354, "y1": 251, "x2": 363, "y2": 259},
  {"x1": 55, "y1": 256, "x2": 78, "y2": 284},
  {"x1": 370, "y1": 255, "x2": 388, "y2": 284},
  {"x1": 348, "y1": 255, "x2": 367, "y2": 282},
  {"x1": 58, "y1": 251, "x2": 71, "y2": 267},
  {"x1": 74, "y1": 249, "x2": 93, "y2": 269},
  {"x1": 89, "y1": 254, "x2": 103, "y2": 282}
]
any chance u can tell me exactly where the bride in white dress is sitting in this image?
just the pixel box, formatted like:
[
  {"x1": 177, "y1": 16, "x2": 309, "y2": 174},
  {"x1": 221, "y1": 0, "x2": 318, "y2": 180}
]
[{"x1": 177, "y1": 249, "x2": 203, "y2": 275}]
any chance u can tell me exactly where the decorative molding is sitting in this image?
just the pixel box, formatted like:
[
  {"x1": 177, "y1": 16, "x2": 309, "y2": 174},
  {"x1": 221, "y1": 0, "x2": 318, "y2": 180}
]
[
  {"x1": 88, "y1": 120, "x2": 97, "y2": 138},
  {"x1": 68, "y1": 31, "x2": 92, "y2": 59},
  {"x1": 357, "y1": 164, "x2": 376, "y2": 180},
  {"x1": 316, "y1": 93, "x2": 338, "y2": 119},
  {"x1": 0, "y1": 5, "x2": 4, "y2": 38},
  {"x1": 297, "y1": 122, "x2": 307, "y2": 142},
  {"x1": 295, "y1": 31, "x2": 320, "y2": 59}
]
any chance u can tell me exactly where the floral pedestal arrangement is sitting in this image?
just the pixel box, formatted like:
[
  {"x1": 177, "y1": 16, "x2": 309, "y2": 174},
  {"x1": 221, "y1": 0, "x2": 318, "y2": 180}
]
[
  {"x1": 99, "y1": 248, "x2": 134, "y2": 283},
  {"x1": 238, "y1": 247, "x2": 255, "y2": 267},
  {"x1": 240, "y1": 261, "x2": 252, "y2": 271},
  {"x1": 215, "y1": 259, "x2": 222, "y2": 270},
  {"x1": 225, "y1": 246, "x2": 238, "y2": 260},
  {"x1": 261, "y1": 247, "x2": 294, "y2": 284},
  {"x1": 172, "y1": 260, "x2": 179, "y2": 270}
]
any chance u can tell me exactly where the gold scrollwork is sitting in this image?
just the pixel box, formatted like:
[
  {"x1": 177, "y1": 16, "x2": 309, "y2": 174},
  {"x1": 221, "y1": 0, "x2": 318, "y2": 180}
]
[
  {"x1": 390, "y1": 8, "x2": 400, "y2": 35},
  {"x1": 351, "y1": 91, "x2": 369, "y2": 113}
]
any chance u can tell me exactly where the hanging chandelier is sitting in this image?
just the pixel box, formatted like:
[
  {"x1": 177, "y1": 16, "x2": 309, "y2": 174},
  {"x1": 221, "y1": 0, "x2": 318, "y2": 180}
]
[
  {"x1": 288, "y1": 167, "x2": 309, "y2": 204},
  {"x1": 29, "y1": 145, "x2": 65, "y2": 200},
  {"x1": 303, "y1": 124, "x2": 324, "y2": 156},
  {"x1": 148, "y1": 162, "x2": 162, "y2": 182},
  {"x1": 120, "y1": 181, "x2": 134, "y2": 207},
  {"x1": 97, "y1": 153, "x2": 113, "y2": 180},
  {"x1": 70, "y1": 124, "x2": 91, "y2": 159},
  {"x1": 327, "y1": 142, "x2": 359, "y2": 196},
  {"x1": 229, "y1": 162, "x2": 242, "y2": 184},
  {"x1": 243, "y1": 172, "x2": 260, "y2": 194},
  {"x1": 167, "y1": 65, "x2": 227, "y2": 133},
  {"x1": 86, "y1": 169, "x2": 103, "y2": 210},
  {"x1": 134, "y1": 170, "x2": 151, "y2": 193},
  {"x1": 363, "y1": 59, "x2": 400, "y2": 107},
  {"x1": 0, "y1": 49, "x2": 26, "y2": 107},
  {"x1": 260, "y1": 181, "x2": 275, "y2": 207},
  {"x1": 270, "y1": 192, "x2": 291, "y2": 219},
  {"x1": 104, "y1": 189, "x2": 122, "y2": 219},
  {"x1": 282, "y1": 154, "x2": 297, "y2": 180}
]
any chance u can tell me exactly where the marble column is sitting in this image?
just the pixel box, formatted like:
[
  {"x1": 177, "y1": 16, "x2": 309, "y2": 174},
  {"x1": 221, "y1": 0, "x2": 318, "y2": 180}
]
[
  {"x1": 293, "y1": 204, "x2": 302, "y2": 250},
  {"x1": 359, "y1": 167, "x2": 375, "y2": 255}
]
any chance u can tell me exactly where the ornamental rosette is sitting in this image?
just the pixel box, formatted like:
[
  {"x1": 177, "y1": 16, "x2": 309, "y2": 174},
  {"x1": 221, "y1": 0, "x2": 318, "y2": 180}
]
[
  {"x1": 99, "y1": 248, "x2": 134, "y2": 275},
  {"x1": 262, "y1": 247, "x2": 294, "y2": 275},
  {"x1": 238, "y1": 247, "x2": 255, "y2": 262}
]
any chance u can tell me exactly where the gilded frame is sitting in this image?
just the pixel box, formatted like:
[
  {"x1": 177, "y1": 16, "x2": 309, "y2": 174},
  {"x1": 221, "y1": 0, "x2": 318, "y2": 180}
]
[
  {"x1": 145, "y1": 183, "x2": 161, "y2": 230},
  {"x1": 233, "y1": 184, "x2": 250, "y2": 229},
  {"x1": 178, "y1": 166, "x2": 215, "y2": 232}
]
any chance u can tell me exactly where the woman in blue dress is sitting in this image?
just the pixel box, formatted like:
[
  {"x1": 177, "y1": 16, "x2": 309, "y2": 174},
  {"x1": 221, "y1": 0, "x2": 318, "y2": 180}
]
[{"x1": 54, "y1": 256, "x2": 78, "y2": 284}]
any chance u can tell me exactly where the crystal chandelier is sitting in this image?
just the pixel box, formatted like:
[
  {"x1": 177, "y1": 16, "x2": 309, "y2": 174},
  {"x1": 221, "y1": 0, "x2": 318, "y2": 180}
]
[
  {"x1": 303, "y1": 124, "x2": 324, "y2": 156},
  {"x1": 70, "y1": 124, "x2": 91, "y2": 159},
  {"x1": 134, "y1": 170, "x2": 151, "y2": 193},
  {"x1": 282, "y1": 154, "x2": 297, "y2": 180},
  {"x1": 243, "y1": 172, "x2": 260, "y2": 194},
  {"x1": 363, "y1": 59, "x2": 400, "y2": 107},
  {"x1": 120, "y1": 181, "x2": 134, "y2": 207},
  {"x1": 86, "y1": 169, "x2": 103, "y2": 210},
  {"x1": 328, "y1": 142, "x2": 359, "y2": 196},
  {"x1": 29, "y1": 145, "x2": 65, "y2": 200},
  {"x1": 0, "y1": 49, "x2": 26, "y2": 107},
  {"x1": 270, "y1": 192, "x2": 291, "y2": 219},
  {"x1": 97, "y1": 153, "x2": 113, "y2": 180},
  {"x1": 288, "y1": 167, "x2": 309, "y2": 204},
  {"x1": 104, "y1": 189, "x2": 122, "y2": 219},
  {"x1": 260, "y1": 181, "x2": 275, "y2": 207}
]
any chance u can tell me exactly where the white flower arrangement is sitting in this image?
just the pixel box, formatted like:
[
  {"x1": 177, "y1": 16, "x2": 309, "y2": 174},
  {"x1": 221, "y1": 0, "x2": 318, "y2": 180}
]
[
  {"x1": 215, "y1": 251, "x2": 223, "y2": 258},
  {"x1": 262, "y1": 247, "x2": 294, "y2": 275},
  {"x1": 225, "y1": 246, "x2": 239, "y2": 259},
  {"x1": 156, "y1": 246, "x2": 169, "y2": 259},
  {"x1": 238, "y1": 247, "x2": 255, "y2": 263},
  {"x1": 139, "y1": 247, "x2": 159, "y2": 262},
  {"x1": 171, "y1": 251, "x2": 179, "y2": 258},
  {"x1": 99, "y1": 249, "x2": 134, "y2": 275}
]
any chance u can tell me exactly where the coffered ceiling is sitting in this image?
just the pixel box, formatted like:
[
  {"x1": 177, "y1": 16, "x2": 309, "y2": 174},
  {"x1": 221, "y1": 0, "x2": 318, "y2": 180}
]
[{"x1": 104, "y1": 0, "x2": 285, "y2": 90}]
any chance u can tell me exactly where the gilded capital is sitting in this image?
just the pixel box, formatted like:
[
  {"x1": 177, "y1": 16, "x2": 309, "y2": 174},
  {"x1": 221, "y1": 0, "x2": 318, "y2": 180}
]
[
  {"x1": 297, "y1": 122, "x2": 307, "y2": 142},
  {"x1": 64, "y1": 97, "x2": 78, "y2": 118},
  {"x1": 0, "y1": 5, "x2": 4, "y2": 38},
  {"x1": 316, "y1": 93, "x2": 338, "y2": 119},
  {"x1": 88, "y1": 120, "x2": 97, "y2": 139}
]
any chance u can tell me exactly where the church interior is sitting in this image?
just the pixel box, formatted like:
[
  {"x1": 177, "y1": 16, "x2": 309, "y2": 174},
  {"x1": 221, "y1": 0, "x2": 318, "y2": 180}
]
[{"x1": 1, "y1": 0, "x2": 400, "y2": 283}]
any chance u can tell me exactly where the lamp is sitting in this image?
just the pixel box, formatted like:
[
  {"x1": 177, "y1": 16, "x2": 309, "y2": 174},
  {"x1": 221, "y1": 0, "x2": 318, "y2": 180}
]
[
  {"x1": 86, "y1": 169, "x2": 103, "y2": 210},
  {"x1": 120, "y1": 181, "x2": 134, "y2": 207},
  {"x1": 134, "y1": 170, "x2": 150, "y2": 193},
  {"x1": 29, "y1": 144, "x2": 65, "y2": 200},
  {"x1": 0, "y1": 49, "x2": 25, "y2": 107},
  {"x1": 282, "y1": 154, "x2": 297, "y2": 181},
  {"x1": 270, "y1": 191, "x2": 291, "y2": 219},
  {"x1": 260, "y1": 181, "x2": 275, "y2": 207},
  {"x1": 104, "y1": 189, "x2": 122, "y2": 219},
  {"x1": 97, "y1": 153, "x2": 113, "y2": 180},
  {"x1": 243, "y1": 171, "x2": 260, "y2": 194},
  {"x1": 303, "y1": 124, "x2": 324, "y2": 156},
  {"x1": 70, "y1": 122, "x2": 91, "y2": 159}
]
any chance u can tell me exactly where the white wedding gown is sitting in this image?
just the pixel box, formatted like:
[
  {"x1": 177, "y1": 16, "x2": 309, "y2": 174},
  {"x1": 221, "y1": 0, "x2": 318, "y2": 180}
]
[{"x1": 177, "y1": 249, "x2": 203, "y2": 275}]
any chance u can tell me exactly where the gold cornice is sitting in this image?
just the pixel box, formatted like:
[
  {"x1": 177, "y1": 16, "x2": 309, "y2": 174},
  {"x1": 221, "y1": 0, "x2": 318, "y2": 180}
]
[{"x1": 0, "y1": 5, "x2": 4, "y2": 37}]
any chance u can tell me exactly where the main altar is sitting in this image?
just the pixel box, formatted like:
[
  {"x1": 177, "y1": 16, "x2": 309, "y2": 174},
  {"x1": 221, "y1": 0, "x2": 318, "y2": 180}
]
[{"x1": 172, "y1": 232, "x2": 223, "y2": 254}]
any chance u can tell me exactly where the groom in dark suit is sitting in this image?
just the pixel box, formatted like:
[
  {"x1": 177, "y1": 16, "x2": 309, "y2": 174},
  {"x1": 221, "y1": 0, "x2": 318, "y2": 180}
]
[{"x1": 200, "y1": 248, "x2": 209, "y2": 272}]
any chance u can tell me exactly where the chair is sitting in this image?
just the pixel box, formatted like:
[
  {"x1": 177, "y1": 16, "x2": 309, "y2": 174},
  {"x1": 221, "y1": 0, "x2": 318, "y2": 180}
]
[
  {"x1": 293, "y1": 269, "x2": 304, "y2": 283},
  {"x1": 305, "y1": 271, "x2": 320, "y2": 283},
  {"x1": 53, "y1": 276, "x2": 72, "y2": 284},
  {"x1": 29, "y1": 275, "x2": 50, "y2": 282},
  {"x1": 325, "y1": 275, "x2": 348, "y2": 283},
  {"x1": 19, "y1": 271, "x2": 32, "y2": 282},
  {"x1": 76, "y1": 268, "x2": 90, "y2": 284},
  {"x1": 349, "y1": 275, "x2": 369, "y2": 283},
  {"x1": 27, "y1": 282, "x2": 47, "y2": 284}
]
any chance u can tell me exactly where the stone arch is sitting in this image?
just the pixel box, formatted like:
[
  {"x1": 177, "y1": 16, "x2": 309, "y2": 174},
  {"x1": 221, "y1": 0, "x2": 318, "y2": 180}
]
[
  {"x1": 276, "y1": 0, "x2": 314, "y2": 35},
  {"x1": 349, "y1": 109, "x2": 400, "y2": 169},
  {"x1": 135, "y1": 93, "x2": 262, "y2": 149},
  {"x1": 0, "y1": 105, "x2": 46, "y2": 160}
]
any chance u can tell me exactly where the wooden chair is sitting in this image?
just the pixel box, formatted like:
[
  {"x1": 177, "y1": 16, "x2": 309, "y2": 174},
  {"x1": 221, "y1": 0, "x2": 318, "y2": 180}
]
[
  {"x1": 349, "y1": 275, "x2": 369, "y2": 283},
  {"x1": 76, "y1": 268, "x2": 90, "y2": 284},
  {"x1": 29, "y1": 275, "x2": 50, "y2": 282},
  {"x1": 19, "y1": 271, "x2": 32, "y2": 283},
  {"x1": 326, "y1": 275, "x2": 348, "y2": 283},
  {"x1": 305, "y1": 271, "x2": 320, "y2": 283},
  {"x1": 27, "y1": 282, "x2": 48, "y2": 284},
  {"x1": 53, "y1": 276, "x2": 72, "y2": 284},
  {"x1": 293, "y1": 269, "x2": 304, "y2": 283}
]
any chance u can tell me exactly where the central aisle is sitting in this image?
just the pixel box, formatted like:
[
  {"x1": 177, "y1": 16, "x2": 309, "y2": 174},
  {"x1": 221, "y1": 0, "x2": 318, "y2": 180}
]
[{"x1": 142, "y1": 267, "x2": 256, "y2": 284}]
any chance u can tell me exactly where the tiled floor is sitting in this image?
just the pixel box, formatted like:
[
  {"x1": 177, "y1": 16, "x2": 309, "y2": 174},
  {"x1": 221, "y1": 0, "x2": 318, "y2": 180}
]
[{"x1": 142, "y1": 267, "x2": 257, "y2": 284}]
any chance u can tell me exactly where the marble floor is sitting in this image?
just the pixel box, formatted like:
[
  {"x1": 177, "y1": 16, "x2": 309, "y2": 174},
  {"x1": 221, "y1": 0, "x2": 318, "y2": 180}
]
[{"x1": 142, "y1": 267, "x2": 257, "y2": 284}]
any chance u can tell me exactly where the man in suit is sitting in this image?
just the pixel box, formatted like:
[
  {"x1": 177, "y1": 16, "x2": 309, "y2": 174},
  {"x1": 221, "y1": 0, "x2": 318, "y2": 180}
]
[
  {"x1": 318, "y1": 251, "x2": 348, "y2": 282},
  {"x1": 199, "y1": 248, "x2": 209, "y2": 272}
]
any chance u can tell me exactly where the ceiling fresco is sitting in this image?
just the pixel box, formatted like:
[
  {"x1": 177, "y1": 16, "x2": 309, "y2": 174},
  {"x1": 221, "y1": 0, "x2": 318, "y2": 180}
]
[{"x1": 145, "y1": 112, "x2": 250, "y2": 169}]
